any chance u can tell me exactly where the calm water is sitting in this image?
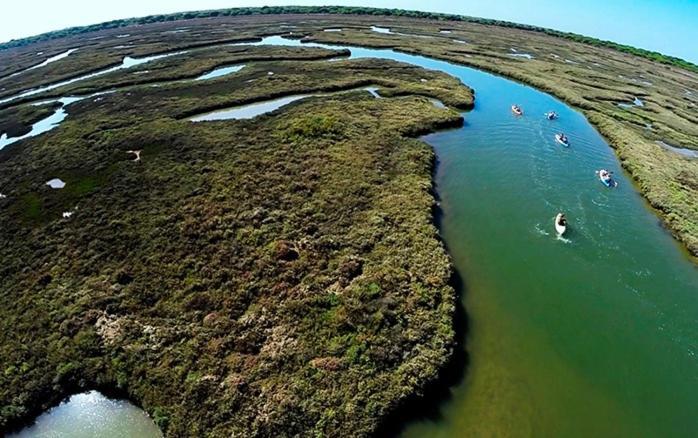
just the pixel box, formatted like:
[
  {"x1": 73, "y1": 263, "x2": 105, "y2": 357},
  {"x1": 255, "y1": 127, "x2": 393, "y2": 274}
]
[
  {"x1": 410, "y1": 73, "x2": 698, "y2": 438},
  {"x1": 190, "y1": 94, "x2": 314, "y2": 121},
  {"x1": 8, "y1": 391, "x2": 161, "y2": 438},
  {"x1": 266, "y1": 36, "x2": 698, "y2": 437},
  {"x1": 195, "y1": 64, "x2": 245, "y2": 81},
  {"x1": 189, "y1": 87, "x2": 379, "y2": 121},
  {"x1": 7, "y1": 36, "x2": 698, "y2": 437},
  {"x1": 0, "y1": 50, "x2": 188, "y2": 105}
]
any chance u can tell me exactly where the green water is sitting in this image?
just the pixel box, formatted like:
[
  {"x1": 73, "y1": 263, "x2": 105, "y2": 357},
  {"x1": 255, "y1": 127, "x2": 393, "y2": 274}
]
[
  {"x1": 404, "y1": 65, "x2": 698, "y2": 437},
  {"x1": 324, "y1": 39, "x2": 698, "y2": 437},
  {"x1": 10, "y1": 36, "x2": 698, "y2": 436}
]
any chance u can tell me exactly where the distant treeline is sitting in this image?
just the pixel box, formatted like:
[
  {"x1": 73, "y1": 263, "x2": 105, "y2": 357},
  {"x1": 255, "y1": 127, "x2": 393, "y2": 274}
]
[{"x1": 2, "y1": 6, "x2": 696, "y2": 72}]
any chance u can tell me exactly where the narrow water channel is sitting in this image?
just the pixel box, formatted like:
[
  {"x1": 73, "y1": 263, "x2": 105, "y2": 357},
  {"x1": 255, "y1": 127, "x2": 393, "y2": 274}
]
[
  {"x1": 8, "y1": 35, "x2": 698, "y2": 437},
  {"x1": 249, "y1": 36, "x2": 698, "y2": 438},
  {"x1": 0, "y1": 50, "x2": 187, "y2": 105},
  {"x1": 188, "y1": 87, "x2": 380, "y2": 121}
]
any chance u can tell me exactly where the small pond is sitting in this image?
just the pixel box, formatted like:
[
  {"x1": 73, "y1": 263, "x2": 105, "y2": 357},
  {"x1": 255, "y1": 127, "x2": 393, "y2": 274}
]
[{"x1": 8, "y1": 391, "x2": 161, "y2": 438}]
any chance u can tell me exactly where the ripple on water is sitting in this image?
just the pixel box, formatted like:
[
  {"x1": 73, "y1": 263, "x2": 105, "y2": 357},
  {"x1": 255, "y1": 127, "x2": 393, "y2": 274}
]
[
  {"x1": 534, "y1": 222, "x2": 551, "y2": 236},
  {"x1": 556, "y1": 234, "x2": 572, "y2": 244}
]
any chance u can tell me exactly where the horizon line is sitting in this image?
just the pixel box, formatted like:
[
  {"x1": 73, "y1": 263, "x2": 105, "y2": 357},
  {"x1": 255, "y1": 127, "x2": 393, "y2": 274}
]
[{"x1": 1, "y1": 5, "x2": 696, "y2": 70}]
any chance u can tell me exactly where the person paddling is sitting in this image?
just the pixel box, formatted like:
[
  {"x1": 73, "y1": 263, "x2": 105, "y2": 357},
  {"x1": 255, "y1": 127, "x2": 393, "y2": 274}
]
[{"x1": 554, "y1": 212, "x2": 568, "y2": 235}]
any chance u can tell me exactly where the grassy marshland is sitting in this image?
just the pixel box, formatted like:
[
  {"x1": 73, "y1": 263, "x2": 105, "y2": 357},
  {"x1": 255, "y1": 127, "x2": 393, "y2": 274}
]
[
  {"x1": 0, "y1": 9, "x2": 697, "y2": 437},
  {"x1": 1, "y1": 12, "x2": 694, "y2": 253},
  {"x1": 0, "y1": 49, "x2": 470, "y2": 436}
]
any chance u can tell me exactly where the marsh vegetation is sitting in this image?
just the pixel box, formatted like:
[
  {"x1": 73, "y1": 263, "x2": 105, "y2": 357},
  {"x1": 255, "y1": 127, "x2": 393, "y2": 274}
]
[
  {"x1": 0, "y1": 9, "x2": 696, "y2": 437},
  {"x1": 0, "y1": 35, "x2": 469, "y2": 435}
]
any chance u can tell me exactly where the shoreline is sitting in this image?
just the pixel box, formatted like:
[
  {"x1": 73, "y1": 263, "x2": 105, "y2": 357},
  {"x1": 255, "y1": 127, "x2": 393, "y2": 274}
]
[
  {"x1": 287, "y1": 23, "x2": 697, "y2": 258},
  {"x1": 1, "y1": 12, "x2": 697, "y2": 437},
  {"x1": 375, "y1": 153, "x2": 471, "y2": 436},
  {"x1": 0, "y1": 60, "x2": 471, "y2": 434}
]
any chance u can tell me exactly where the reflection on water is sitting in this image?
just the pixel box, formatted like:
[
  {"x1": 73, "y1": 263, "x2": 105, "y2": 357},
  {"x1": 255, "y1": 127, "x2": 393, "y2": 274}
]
[
  {"x1": 657, "y1": 140, "x2": 698, "y2": 158},
  {"x1": 195, "y1": 64, "x2": 246, "y2": 81},
  {"x1": 27, "y1": 49, "x2": 79, "y2": 71},
  {"x1": 0, "y1": 97, "x2": 81, "y2": 150},
  {"x1": 8, "y1": 391, "x2": 161, "y2": 438},
  {"x1": 46, "y1": 178, "x2": 66, "y2": 189},
  {"x1": 189, "y1": 87, "x2": 380, "y2": 121},
  {"x1": 190, "y1": 94, "x2": 313, "y2": 121},
  {"x1": 371, "y1": 26, "x2": 393, "y2": 34},
  {"x1": 0, "y1": 51, "x2": 188, "y2": 105}
]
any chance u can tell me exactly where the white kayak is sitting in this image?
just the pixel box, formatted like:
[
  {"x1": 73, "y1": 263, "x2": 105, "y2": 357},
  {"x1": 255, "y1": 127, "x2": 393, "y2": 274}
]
[
  {"x1": 555, "y1": 213, "x2": 567, "y2": 235},
  {"x1": 596, "y1": 170, "x2": 617, "y2": 187},
  {"x1": 555, "y1": 134, "x2": 570, "y2": 147}
]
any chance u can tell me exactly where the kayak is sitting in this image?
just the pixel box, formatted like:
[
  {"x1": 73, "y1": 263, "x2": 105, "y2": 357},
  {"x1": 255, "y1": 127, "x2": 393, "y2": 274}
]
[
  {"x1": 555, "y1": 213, "x2": 567, "y2": 235},
  {"x1": 597, "y1": 170, "x2": 617, "y2": 187},
  {"x1": 511, "y1": 105, "x2": 523, "y2": 115},
  {"x1": 545, "y1": 112, "x2": 557, "y2": 120},
  {"x1": 555, "y1": 134, "x2": 570, "y2": 147}
]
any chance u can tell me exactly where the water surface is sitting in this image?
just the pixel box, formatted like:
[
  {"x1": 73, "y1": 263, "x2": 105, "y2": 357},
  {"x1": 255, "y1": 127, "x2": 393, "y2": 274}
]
[
  {"x1": 195, "y1": 64, "x2": 245, "y2": 81},
  {"x1": 27, "y1": 49, "x2": 79, "y2": 71},
  {"x1": 46, "y1": 178, "x2": 66, "y2": 189},
  {"x1": 253, "y1": 35, "x2": 698, "y2": 438},
  {"x1": 657, "y1": 140, "x2": 698, "y2": 158},
  {"x1": 0, "y1": 97, "x2": 81, "y2": 150},
  {"x1": 189, "y1": 87, "x2": 380, "y2": 121},
  {"x1": 0, "y1": 52, "x2": 182, "y2": 105},
  {"x1": 190, "y1": 94, "x2": 313, "y2": 121},
  {"x1": 371, "y1": 26, "x2": 393, "y2": 34},
  {"x1": 9, "y1": 391, "x2": 161, "y2": 438},
  {"x1": 5, "y1": 35, "x2": 698, "y2": 438}
]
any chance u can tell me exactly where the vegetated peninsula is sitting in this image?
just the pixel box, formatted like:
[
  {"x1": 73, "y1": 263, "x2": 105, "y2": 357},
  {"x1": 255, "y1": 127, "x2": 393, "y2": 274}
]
[
  {"x1": 0, "y1": 6, "x2": 697, "y2": 437},
  {"x1": 0, "y1": 26, "x2": 472, "y2": 435}
]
